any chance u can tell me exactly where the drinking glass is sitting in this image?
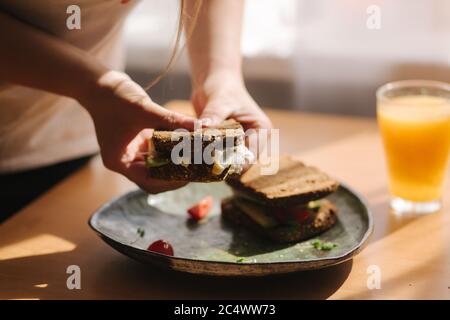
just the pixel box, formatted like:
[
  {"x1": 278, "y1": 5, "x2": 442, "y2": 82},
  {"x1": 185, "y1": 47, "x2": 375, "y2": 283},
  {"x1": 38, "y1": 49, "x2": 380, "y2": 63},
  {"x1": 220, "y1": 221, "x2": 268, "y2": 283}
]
[{"x1": 377, "y1": 80, "x2": 450, "y2": 214}]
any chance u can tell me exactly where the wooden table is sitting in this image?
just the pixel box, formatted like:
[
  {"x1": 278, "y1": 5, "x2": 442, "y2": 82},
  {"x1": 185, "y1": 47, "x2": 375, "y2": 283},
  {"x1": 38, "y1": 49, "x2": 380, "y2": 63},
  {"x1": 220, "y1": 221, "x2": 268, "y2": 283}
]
[{"x1": 1, "y1": 100, "x2": 449, "y2": 300}]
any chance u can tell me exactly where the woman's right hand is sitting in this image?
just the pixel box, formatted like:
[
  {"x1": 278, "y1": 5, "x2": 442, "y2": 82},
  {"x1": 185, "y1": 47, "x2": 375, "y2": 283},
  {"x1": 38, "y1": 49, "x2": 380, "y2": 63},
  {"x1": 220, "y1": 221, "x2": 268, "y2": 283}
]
[{"x1": 78, "y1": 71, "x2": 197, "y2": 194}]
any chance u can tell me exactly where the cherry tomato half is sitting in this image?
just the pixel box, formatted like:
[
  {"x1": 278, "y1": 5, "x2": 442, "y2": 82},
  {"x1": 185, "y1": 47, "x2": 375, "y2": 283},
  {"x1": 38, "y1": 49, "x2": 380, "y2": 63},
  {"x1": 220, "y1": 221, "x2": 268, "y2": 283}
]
[
  {"x1": 147, "y1": 240, "x2": 174, "y2": 256},
  {"x1": 187, "y1": 196, "x2": 214, "y2": 221}
]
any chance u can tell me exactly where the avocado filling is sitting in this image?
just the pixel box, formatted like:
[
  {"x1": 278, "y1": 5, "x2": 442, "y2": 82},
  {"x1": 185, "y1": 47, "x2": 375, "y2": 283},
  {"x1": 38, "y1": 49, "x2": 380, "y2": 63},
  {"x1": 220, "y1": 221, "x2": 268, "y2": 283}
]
[{"x1": 145, "y1": 157, "x2": 170, "y2": 168}]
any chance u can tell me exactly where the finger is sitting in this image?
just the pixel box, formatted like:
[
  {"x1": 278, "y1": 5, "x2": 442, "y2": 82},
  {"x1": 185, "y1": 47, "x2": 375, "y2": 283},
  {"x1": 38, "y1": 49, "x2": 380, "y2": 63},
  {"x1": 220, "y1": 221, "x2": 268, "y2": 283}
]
[
  {"x1": 232, "y1": 111, "x2": 273, "y2": 131},
  {"x1": 191, "y1": 92, "x2": 207, "y2": 117},
  {"x1": 121, "y1": 129, "x2": 153, "y2": 163},
  {"x1": 199, "y1": 100, "x2": 234, "y2": 126},
  {"x1": 153, "y1": 107, "x2": 197, "y2": 131}
]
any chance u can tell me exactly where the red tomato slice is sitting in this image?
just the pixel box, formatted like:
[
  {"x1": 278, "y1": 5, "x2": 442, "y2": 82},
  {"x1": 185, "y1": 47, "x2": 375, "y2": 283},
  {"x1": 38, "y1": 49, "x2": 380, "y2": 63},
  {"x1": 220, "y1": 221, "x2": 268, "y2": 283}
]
[
  {"x1": 187, "y1": 196, "x2": 214, "y2": 221},
  {"x1": 275, "y1": 207, "x2": 310, "y2": 224},
  {"x1": 147, "y1": 240, "x2": 174, "y2": 256},
  {"x1": 289, "y1": 208, "x2": 310, "y2": 224}
]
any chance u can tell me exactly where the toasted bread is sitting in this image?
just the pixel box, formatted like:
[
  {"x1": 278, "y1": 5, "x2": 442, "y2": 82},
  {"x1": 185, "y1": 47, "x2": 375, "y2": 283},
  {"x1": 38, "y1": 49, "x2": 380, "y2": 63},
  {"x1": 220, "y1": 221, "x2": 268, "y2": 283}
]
[
  {"x1": 227, "y1": 155, "x2": 339, "y2": 207},
  {"x1": 152, "y1": 119, "x2": 244, "y2": 155}
]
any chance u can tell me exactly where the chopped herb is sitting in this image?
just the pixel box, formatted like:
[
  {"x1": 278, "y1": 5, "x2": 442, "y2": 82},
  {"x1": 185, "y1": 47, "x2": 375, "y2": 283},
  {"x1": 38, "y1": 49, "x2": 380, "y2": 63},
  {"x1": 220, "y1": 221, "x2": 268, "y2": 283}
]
[
  {"x1": 137, "y1": 227, "x2": 145, "y2": 237},
  {"x1": 236, "y1": 258, "x2": 245, "y2": 263},
  {"x1": 321, "y1": 242, "x2": 337, "y2": 250},
  {"x1": 311, "y1": 239, "x2": 323, "y2": 249},
  {"x1": 311, "y1": 239, "x2": 337, "y2": 251},
  {"x1": 145, "y1": 157, "x2": 170, "y2": 168}
]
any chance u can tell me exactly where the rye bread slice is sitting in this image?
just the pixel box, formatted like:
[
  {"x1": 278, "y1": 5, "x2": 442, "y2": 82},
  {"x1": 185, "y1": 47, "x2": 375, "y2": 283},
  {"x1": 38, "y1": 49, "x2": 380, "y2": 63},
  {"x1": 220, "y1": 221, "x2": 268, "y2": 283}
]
[
  {"x1": 147, "y1": 162, "x2": 238, "y2": 182},
  {"x1": 152, "y1": 119, "x2": 244, "y2": 156},
  {"x1": 221, "y1": 198, "x2": 337, "y2": 243},
  {"x1": 227, "y1": 155, "x2": 339, "y2": 207}
]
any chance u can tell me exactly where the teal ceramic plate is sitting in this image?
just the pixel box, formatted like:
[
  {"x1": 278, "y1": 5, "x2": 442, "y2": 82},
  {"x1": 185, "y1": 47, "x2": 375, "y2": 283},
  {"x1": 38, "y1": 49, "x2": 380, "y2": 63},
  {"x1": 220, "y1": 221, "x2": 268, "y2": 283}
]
[{"x1": 89, "y1": 182, "x2": 373, "y2": 276}]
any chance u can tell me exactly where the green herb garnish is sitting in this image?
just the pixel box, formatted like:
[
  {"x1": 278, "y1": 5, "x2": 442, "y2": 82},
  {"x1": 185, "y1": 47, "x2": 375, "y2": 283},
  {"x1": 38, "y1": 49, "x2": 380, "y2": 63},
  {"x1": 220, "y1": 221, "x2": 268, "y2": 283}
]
[
  {"x1": 321, "y1": 242, "x2": 337, "y2": 250},
  {"x1": 137, "y1": 227, "x2": 145, "y2": 237},
  {"x1": 145, "y1": 157, "x2": 170, "y2": 168},
  {"x1": 311, "y1": 239, "x2": 323, "y2": 249},
  {"x1": 236, "y1": 258, "x2": 245, "y2": 263},
  {"x1": 311, "y1": 239, "x2": 337, "y2": 251}
]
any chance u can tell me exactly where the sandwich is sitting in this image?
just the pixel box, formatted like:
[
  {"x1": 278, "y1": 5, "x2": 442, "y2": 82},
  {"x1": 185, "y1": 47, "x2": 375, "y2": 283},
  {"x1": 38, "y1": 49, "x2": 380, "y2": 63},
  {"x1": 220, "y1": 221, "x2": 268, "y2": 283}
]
[
  {"x1": 221, "y1": 156, "x2": 340, "y2": 243},
  {"x1": 145, "y1": 119, "x2": 254, "y2": 182}
]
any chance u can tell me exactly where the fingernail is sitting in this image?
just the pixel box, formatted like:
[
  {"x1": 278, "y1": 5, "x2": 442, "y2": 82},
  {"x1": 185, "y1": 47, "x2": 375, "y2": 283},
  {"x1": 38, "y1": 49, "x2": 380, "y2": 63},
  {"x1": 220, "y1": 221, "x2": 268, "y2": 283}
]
[
  {"x1": 121, "y1": 153, "x2": 133, "y2": 165},
  {"x1": 201, "y1": 118, "x2": 212, "y2": 127}
]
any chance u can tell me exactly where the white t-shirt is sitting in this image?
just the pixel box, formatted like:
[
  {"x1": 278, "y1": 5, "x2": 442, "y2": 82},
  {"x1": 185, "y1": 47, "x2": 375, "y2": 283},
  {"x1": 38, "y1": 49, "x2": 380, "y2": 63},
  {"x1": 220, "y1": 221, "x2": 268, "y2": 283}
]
[{"x1": 0, "y1": 0, "x2": 138, "y2": 173}]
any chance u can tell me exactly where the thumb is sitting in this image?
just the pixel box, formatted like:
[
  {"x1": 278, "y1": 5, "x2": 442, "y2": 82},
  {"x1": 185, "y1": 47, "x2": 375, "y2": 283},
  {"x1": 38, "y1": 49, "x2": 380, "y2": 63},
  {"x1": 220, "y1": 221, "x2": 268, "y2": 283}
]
[
  {"x1": 199, "y1": 100, "x2": 233, "y2": 126},
  {"x1": 152, "y1": 107, "x2": 197, "y2": 131}
]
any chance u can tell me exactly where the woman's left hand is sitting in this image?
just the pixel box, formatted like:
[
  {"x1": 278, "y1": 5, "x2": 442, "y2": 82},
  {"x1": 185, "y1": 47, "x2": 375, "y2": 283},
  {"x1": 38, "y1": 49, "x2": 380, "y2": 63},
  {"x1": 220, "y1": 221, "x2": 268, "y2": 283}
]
[{"x1": 191, "y1": 71, "x2": 272, "y2": 131}]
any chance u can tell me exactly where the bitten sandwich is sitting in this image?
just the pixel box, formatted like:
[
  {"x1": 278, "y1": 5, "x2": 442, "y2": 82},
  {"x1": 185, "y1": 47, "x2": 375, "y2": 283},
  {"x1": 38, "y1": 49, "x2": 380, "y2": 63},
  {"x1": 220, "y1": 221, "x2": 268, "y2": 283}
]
[
  {"x1": 222, "y1": 156, "x2": 340, "y2": 243},
  {"x1": 145, "y1": 120, "x2": 253, "y2": 182}
]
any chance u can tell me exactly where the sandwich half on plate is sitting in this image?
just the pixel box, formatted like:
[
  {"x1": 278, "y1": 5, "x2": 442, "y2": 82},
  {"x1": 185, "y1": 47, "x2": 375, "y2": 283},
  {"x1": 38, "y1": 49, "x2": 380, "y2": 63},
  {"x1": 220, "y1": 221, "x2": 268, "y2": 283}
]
[
  {"x1": 145, "y1": 119, "x2": 254, "y2": 182},
  {"x1": 222, "y1": 156, "x2": 340, "y2": 243}
]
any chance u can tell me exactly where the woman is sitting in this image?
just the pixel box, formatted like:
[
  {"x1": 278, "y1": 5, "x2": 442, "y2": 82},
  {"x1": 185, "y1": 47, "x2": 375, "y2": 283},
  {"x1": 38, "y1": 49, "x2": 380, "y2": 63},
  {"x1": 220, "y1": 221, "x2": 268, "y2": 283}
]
[{"x1": 0, "y1": 0, "x2": 272, "y2": 219}]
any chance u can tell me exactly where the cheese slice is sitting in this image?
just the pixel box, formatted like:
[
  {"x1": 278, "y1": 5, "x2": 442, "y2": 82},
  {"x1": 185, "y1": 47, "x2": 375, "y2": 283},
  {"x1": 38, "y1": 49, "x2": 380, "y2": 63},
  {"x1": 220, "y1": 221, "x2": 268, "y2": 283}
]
[{"x1": 233, "y1": 199, "x2": 278, "y2": 229}]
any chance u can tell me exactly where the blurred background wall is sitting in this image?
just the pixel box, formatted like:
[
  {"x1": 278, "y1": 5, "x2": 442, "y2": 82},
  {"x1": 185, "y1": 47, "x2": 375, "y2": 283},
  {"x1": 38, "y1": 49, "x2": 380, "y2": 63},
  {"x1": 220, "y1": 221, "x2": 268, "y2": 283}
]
[{"x1": 124, "y1": 0, "x2": 450, "y2": 117}]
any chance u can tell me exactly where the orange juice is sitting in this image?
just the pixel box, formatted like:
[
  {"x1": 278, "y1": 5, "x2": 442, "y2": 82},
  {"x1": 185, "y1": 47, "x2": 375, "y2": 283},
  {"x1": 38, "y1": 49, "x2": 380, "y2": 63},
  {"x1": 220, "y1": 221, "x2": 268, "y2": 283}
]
[{"x1": 378, "y1": 95, "x2": 450, "y2": 202}]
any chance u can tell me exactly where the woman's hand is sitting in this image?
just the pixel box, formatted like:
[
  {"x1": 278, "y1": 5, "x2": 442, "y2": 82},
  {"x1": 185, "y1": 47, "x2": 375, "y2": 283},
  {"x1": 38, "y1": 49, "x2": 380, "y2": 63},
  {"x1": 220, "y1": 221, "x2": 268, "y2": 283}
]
[
  {"x1": 79, "y1": 71, "x2": 196, "y2": 194},
  {"x1": 191, "y1": 72, "x2": 272, "y2": 131}
]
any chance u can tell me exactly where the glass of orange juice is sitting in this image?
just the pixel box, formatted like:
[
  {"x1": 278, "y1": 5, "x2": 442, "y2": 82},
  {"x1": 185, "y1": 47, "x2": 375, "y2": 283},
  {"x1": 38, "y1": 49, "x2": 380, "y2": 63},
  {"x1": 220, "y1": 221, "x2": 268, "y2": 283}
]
[{"x1": 377, "y1": 80, "x2": 450, "y2": 214}]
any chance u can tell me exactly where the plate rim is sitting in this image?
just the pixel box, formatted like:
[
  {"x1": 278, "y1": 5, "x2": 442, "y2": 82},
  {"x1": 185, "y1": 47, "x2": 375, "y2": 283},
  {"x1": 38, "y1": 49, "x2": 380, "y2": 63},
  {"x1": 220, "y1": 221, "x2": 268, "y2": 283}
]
[{"x1": 88, "y1": 182, "x2": 373, "y2": 267}]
